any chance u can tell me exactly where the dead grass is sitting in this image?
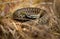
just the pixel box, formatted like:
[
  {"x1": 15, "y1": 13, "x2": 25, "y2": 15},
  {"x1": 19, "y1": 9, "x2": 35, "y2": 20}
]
[{"x1": 0, "y1": 0, "x2": 60, "y2": 39}]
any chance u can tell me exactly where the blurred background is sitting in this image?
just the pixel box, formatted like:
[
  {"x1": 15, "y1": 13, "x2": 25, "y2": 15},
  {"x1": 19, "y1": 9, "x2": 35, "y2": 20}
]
[
  {"x1": 0, "y1": 0, "x2": 60, "y2": 39},
  {"x1": 0, "y1": 0, "x2": 54, "y2": 16}
]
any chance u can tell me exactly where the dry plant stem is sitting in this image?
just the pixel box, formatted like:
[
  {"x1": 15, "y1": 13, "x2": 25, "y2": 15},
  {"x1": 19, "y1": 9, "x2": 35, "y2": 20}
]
[
  {"x1": 11, "y1": 21, "x2": 33, "y2": 39},
  {"x1": 48, "y1": 4, "x2": 60, "y2": 36},
  {"x1": 0, "y1": 25, "x2": 7, "y2": 33},
  {"x1": 0, "y1": 0, "x2": 23, "y2": 4},
  {"x1": 53, "y1": 0, "x2": 57, "y2": 15},
  {"x1": 12, "y1": 21, "x2": 18, "y2": 30},
  {"x1": 22, "y1": 23, "x2": 43, "y2": 32},
  {"x1": 10, "y1": 21, "x2": 26, "y2": 38}
]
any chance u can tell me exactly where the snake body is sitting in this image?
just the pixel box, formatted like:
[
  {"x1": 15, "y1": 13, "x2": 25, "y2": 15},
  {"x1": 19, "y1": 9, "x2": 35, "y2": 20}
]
[{"x1": 13, "y1": 7, "x2": 48, "y2": 23}]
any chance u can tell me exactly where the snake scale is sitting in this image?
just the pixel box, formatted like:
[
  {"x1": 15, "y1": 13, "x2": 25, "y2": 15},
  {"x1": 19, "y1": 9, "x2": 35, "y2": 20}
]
[{"x1": 13, "y1": 7, "x2": 49, "y2": 24}]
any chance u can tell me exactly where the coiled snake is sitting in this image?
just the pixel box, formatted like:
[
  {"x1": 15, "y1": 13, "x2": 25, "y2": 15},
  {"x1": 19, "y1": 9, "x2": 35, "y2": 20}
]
[{"x1": 13, "y1": 7, "x2": 49, "y2": 24}]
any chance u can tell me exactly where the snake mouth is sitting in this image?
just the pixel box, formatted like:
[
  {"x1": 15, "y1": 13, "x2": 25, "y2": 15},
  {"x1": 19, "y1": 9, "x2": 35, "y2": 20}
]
[{"x1": 13, "y1": 7, "x2": 47, "y2": 22}]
